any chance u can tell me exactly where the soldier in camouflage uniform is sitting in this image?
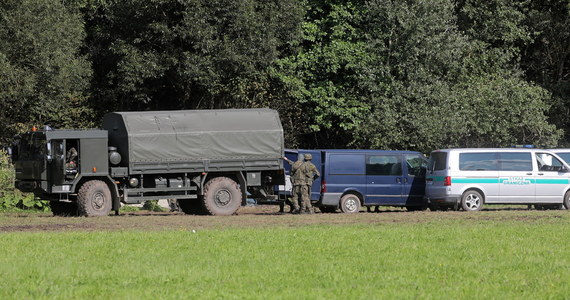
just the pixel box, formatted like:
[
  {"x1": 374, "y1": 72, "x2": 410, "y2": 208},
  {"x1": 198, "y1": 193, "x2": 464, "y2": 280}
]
[
  {"x1": 298, "y1": 153, "x2": 320, "y2": 214},
  {"x1": 283, "y1": 156, "x2": 303, "y2": 213}
]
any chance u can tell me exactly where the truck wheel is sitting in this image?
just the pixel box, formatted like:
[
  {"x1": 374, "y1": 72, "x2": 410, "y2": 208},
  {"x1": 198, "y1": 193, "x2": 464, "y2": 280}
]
[
  {"x1": 563, "y1": 191, "x2": 570, "y2": 210},
  {"x1": 339, "y1": 194, "x2": 360, "y2": 213},
  {"x1": 461, "y1": 190, "x2": 483, "y2": 211},
  {"x1": 202, "y1": 177, "x2": 242, "y2": 216},
  {"x1": 50, "y1": 201, "x2": 78, "y2": 217},
  {"x1": 77, "y1": 180, "x2": 112, "y2": 217},
  {"x1": 178, "y1": 200, "x2": 206, "y2": 215}
]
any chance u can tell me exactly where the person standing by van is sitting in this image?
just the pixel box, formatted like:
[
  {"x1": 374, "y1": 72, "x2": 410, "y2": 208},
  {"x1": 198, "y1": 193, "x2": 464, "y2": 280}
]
[
  {"x1": 283, "y1": 156, "x2": 303, "y2": 213},
  {"x1": 299, "y1": 153, "x2": 320, "y2": 214}
]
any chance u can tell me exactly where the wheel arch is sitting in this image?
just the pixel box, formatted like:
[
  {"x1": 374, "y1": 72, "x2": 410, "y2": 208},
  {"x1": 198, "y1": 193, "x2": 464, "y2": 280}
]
[
  {"x1": 459, "y1": 187, "x2": 486, "y2": 204},
  {"x1": 74, "y1": 176, "x2": 120, "y2": 211},
  {"x1": 341, "y1": 189, "x2": 364, "y2": 205}
]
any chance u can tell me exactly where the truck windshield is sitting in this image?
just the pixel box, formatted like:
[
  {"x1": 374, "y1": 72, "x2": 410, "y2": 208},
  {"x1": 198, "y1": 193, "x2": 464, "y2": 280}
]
[{"x1": 18, "y1": 133, "x2": 47, "y2": 160}]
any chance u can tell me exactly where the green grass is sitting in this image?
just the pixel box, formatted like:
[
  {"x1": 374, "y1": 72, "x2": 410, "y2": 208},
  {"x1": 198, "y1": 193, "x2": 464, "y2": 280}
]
[{"x1": 1, "y1": 218, "x2": 570, "y2": 299}]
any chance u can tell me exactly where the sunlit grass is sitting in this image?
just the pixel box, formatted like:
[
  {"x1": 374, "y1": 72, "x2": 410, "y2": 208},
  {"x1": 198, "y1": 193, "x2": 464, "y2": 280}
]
[{"x1": 1, "y1": 216, "x2": 570, "y2": 299}]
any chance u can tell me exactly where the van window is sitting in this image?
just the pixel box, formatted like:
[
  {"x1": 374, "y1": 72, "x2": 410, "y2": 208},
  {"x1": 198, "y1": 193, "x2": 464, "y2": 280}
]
[
  {"x1": 428, "y1": 152, "x2": 447, "y2": 171},
  {"x1": 499, "y1": 152, "x2": 532, "y2": 171},
  {"x1": 459, "y1": 153, "x2": 499, "y2": 171},
  {"x1": 555, "y1": 153, "x2": 570, "y2": 164},
  {"x1": 406, "y1": 154, "x2": 427, "y2": 177},
  {"x1": 536, "y1": 153, "x2": 565, "y2": 172},
  {"x1": 366, "y1": 155, "x2": 402, "y2": 176},
  {"x1": 329, "y1": 154, "x2": 365, "y2": 175}
]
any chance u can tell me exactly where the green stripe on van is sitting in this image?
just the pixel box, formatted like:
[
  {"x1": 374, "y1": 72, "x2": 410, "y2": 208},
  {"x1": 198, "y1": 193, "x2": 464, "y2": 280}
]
[
  {"x1": 452, "y1": 178, "x2": 499, "y2": 184},
  {"x1": 535, "y1": 179, "x2": 569, "y2": 184},
  {"x1": 429, "y1": 176, "x2": 445, "y2": 182},
  {"x1": 450, "y1": 178, "x2": 569, "y2": 184}
]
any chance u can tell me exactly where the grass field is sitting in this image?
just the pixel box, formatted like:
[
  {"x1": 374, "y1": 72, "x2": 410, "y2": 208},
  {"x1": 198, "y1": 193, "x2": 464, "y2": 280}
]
[{"x1": 1, "y1": 208, "x2": 569, "y2": 299}]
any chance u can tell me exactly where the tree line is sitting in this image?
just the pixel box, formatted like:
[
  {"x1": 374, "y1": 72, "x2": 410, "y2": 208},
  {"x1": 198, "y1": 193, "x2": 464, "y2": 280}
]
[{"x1": 1, "y1": 0, "x2": 568, "y2": 153}]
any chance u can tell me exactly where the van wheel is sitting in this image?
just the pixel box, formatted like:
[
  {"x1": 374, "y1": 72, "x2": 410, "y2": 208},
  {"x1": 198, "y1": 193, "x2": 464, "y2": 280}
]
[
  {"x1": 339, "y1": 194, "x2": 360, "y2": 213},
  {"x1": 202, "y1": 177, "x2": 242, "y2": 216},
  {"x1": 77, "y1": 180, "x2": 112, "y2": 217},
  {"x1": 461, "y1": 190, "x2": 483, "y2": 211},
  {"x1": 563, "y1": 191, "x2": 570, "y2": 210}
]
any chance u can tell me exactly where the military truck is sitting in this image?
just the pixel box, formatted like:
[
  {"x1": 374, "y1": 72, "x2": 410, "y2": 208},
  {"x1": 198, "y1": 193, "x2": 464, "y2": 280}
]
[{"x1": 11, "y1": 109, "x2": 285, "y2": 216}]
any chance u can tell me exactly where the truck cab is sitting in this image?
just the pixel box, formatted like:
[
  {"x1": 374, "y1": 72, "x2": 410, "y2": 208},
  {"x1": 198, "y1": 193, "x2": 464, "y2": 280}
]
[{"x1": 13, "y1": 128, "x2": 116, "y2": 216}]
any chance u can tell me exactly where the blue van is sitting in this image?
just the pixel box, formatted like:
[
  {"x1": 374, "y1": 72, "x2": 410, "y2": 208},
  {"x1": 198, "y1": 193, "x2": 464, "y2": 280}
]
[{"x1": 281, "y1": 149, "x2": 427, "y2": 213}]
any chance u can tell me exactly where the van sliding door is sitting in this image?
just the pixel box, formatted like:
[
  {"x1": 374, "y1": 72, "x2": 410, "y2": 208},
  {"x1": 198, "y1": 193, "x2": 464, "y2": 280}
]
[
  {"x1": 498, "y1": 152, "x2": 535, "y2": 203},
  {"x1": 365, "y1": 155, "x2": 404, "y2": 205}
]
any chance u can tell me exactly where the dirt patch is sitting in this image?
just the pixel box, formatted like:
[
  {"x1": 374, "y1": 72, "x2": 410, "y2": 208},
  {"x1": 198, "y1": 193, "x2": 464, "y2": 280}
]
[{"x1": 0, "y1": 205, "x2": 568, "y2": 232}]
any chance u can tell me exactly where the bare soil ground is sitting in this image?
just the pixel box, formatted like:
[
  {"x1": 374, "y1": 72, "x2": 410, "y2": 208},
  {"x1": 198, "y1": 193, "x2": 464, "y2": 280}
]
[{"x1": 0, "y1": 205, "x2": 566, "y2": 232}]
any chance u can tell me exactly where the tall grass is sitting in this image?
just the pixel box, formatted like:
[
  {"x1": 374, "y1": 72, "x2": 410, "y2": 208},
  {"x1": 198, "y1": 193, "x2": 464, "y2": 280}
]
[{"x1": 1, "y1": 219, "x2": 569, "y2": 299}]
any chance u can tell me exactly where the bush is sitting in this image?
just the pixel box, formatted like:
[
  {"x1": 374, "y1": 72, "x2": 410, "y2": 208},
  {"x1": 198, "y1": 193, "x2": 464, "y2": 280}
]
[
  {"x1": 142, "y1": 200, "x2": 165, "y2": 212},
  {"x1": 0, "y1": 150, "x2": 49, "y2": 211},
  {"x1": 0, "y1": 150, "x2": 14, "y2": 193}
]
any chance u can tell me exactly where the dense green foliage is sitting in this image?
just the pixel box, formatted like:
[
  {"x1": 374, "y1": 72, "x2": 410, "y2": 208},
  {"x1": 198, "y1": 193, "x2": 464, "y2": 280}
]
[
  {"x1": 0, "y1": 151, "x2": 47, "y2": 211},
  {"x1": 0, "y1": 0, "x2": 568, "y2": 149},
  {"x1": 0, "y1": 0, "x2": 94, "y2": 144},
  {"x1": 1, "y1": 216, "x2": 570, "y2": 298}
]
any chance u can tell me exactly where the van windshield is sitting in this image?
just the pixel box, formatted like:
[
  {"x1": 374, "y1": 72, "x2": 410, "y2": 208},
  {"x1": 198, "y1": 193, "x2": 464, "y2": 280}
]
[{"x1": 428, "y1": 152, "x2": 447, "y2": 172}]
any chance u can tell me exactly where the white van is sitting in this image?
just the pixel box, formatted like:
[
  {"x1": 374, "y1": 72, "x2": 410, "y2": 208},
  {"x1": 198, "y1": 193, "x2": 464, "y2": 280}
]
[{"x1": 425, "y1": 148, "x2": 570, "y2": 211}]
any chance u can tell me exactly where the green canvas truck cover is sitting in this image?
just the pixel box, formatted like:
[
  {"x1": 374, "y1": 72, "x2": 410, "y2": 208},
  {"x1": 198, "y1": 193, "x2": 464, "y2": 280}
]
[{"x1": 102, "y1": 109, "x2": 284, "y2": 168}]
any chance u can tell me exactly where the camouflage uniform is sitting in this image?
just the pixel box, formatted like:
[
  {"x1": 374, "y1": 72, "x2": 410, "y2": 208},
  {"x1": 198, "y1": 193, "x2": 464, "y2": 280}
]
[
  {"x1": 65, "y1": 147, "x2": 78, "y2": 171},
  {"x1": 298, "y1": 154, "x2": 320, "y2": 213},
  {"x1": 284, "y1": 156, "x2": 303, "y2": 213}
]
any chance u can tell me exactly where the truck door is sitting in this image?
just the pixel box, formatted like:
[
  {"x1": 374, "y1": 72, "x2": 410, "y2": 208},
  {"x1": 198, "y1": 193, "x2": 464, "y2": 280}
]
[
  {"x1": 365, "y1": 154, "x2": 403, "y2": 205},
  {"x1": 47, "y1": 139, "x2": 65, "y2": 186},
  {"x1": 403, "y1": 154, "x2": 427, "y2": 206}
]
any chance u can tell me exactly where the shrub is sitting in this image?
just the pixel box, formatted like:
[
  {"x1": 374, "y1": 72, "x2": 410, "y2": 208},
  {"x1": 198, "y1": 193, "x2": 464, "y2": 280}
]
[
  {"x1": 142, "y1": 200, "x2": 165, "y2": 212},
  {"x1": 0, "y1": 150, "x2": 49, "y2": 211}
]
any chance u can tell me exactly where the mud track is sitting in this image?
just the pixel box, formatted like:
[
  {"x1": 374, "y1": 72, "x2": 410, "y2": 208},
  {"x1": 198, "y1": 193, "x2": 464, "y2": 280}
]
[{"x1": 0, "y1": 205, "x2": 566, "y2": 232}]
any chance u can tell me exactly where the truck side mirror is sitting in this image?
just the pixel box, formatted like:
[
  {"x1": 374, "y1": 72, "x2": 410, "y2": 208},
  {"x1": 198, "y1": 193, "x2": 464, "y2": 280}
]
[{"x1": 46, "y1": 142, "x2": 53, "y2": 162}]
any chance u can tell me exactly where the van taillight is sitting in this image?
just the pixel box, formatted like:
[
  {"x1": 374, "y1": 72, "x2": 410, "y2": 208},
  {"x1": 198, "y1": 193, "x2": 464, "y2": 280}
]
[
  {"x1": 444, "y1": 176, "x2": 451, "y2": 186},
  {"x1": 321, "y1": 181, "x2": 326, "y2": 193}
]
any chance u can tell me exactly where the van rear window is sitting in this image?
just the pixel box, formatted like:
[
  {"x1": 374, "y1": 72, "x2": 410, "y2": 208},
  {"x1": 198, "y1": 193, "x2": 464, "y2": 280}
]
[
  {"x1": 429, "y1": 152, "x2": 447, "y2": 171},
  {"x1": 459, "y1": 153, "x2": 499, "y2": 171},
  {"x1": 328, "y1": 154, "x2": 365, "y2": 175}
]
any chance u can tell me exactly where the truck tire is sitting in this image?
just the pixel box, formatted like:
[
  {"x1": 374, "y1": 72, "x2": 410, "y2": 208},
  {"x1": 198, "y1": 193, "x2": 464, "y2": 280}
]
[
  {"x1": 461, "y1": 190, "x2": 483, "y2": 211},
  {"x1": 178, "y1": 199, "x2": 206, "y2": 215},
  {"x1": 77, "y1": 180, "x2": 112, "y2": 217},
  {"x1": 339, "y1": 194, "x2": 360, "y2": 213},
  {"x1": 202, "y1": 177, "x2": 242, "y2": 216},
  {"x1": 50, "y1": 201, "x2": 78, "y2": 217}
]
